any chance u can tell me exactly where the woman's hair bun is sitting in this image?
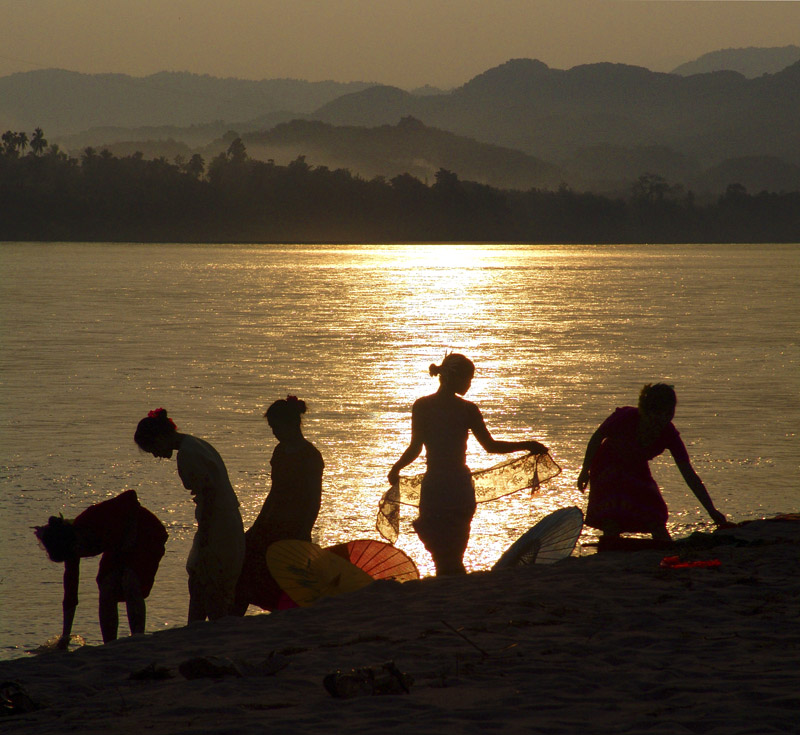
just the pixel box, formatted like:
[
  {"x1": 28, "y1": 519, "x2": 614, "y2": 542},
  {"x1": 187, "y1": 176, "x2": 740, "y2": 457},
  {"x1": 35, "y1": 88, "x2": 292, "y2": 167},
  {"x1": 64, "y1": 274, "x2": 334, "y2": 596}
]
[
  {"x1": 429, "y1": 353, "x2": 474, "y2": 382},
  {"x1": 146, "y1": 408, "x2": 176, "y2": 429},
  {"x1": 286, "y1": 395, "x2": 307, "y2": 414},
  {"x1": 265, "y1": 395, "x2": 307, "y2": 423},
  {"x1": 134, "y1": 407, "x2": 177, "y2": 449},
  {"x1": 34, "y1": 515, "x2": 77, "y2": 562}
]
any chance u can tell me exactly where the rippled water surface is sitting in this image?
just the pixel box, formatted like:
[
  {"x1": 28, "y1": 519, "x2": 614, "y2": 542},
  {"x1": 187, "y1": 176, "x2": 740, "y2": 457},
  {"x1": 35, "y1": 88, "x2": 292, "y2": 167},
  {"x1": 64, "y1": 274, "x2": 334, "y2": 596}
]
[{"x1": 1, "y1": 242, "x2": 797, "y2": 658}]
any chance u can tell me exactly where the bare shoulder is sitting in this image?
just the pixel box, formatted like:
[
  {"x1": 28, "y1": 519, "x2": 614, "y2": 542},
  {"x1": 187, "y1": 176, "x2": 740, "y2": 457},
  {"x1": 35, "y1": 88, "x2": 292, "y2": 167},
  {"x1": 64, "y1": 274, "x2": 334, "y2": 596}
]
[
  {"x1": 467, "y1": 402, "x2": 487, "y2": 431},
  {"x1": 459, "y1": 396, "x2": 481, "y2": 416},
  {"x1": 181, "y1": 435, "x2": 218, "y2": 458},
  {"x1": 412, "y1": 394, "x2": 437, "y2": 413}
]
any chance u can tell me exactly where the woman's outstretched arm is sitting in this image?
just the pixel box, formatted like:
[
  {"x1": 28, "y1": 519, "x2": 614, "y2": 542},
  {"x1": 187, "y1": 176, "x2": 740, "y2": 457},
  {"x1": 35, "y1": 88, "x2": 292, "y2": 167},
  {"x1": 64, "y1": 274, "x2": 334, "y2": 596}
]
[
  {"x1": 388, "y1": 442, "x2": 423, "y2": 485},
  {"x1": 577, "y1": 426, "x2": 605, "y2": 491},
  {"x1": 59, "y1": 558, "x2": 80, "y2": 648},
  {"x1": 676, "y1": 461, "x2": 726, "y2": 525},
  {"x1": 388, "y1": 403, "x2": 424, "y2": 485},
  {"x1": 469, "y1": 404, "x2": 547, "y2": 455}
]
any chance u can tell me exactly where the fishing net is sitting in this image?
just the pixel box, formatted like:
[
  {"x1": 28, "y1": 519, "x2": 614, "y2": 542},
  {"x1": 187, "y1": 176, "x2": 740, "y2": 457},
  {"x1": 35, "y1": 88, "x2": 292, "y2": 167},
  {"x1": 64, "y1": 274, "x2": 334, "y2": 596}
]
[{"x1": 377, "y1": 452, "x2": 561, "y2": 543}]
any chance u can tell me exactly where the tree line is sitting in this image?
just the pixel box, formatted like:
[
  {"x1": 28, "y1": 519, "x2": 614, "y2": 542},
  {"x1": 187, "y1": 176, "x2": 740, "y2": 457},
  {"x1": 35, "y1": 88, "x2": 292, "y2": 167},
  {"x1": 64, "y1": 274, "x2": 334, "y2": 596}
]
[{"x1": 1, "y1": 129, "x2": 798, "y2": 243}]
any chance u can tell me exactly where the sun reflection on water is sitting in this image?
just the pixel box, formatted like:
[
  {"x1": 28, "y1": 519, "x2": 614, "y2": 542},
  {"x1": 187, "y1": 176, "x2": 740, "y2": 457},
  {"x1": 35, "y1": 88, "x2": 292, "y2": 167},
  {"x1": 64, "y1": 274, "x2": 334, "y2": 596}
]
[
  {"x1": 3, "y1": 242, "x2": 794, "y2": 651},
  {"x1": 358, "y1": 244, "x2": 584, "y2": 575}
]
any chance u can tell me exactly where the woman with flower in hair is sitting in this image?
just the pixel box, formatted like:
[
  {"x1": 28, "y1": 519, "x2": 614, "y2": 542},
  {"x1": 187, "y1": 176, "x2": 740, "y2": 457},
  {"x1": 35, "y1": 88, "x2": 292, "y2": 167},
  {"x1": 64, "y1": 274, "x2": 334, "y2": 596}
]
[
  {"x1": 134, "y1": 408, "x2": 244, "y2": 621},
  {"x1": 577, "y1": 383, "x2": 726, "y2": 547},
  {"x1": 34, "y1": 490, "x2": 167, "y2": 647},
  {"x1": 389, "y1": 354, "x2": 548, "y2": 576},
  {"x1": 234, "y1": 395, "x2": 324, "y2": 613}
]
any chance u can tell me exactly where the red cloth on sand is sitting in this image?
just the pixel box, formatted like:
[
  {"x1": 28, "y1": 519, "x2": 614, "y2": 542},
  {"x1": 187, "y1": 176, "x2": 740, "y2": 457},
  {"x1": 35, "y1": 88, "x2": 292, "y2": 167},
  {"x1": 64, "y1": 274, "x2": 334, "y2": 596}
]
[{"x1": 585, "y1": 406, "x2": 689, "y2": 533}]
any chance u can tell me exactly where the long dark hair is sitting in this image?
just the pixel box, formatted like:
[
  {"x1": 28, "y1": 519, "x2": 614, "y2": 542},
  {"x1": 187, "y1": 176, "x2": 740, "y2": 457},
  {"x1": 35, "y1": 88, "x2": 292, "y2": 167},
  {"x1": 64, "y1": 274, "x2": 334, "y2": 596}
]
[{"x1": 34, "y1": 516, "x2": 78, "y2": 562}]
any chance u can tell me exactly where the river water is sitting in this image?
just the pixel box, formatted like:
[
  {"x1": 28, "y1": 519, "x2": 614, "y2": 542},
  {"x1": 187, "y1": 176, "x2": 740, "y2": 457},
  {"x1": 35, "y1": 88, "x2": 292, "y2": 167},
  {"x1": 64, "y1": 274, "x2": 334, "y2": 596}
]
[{"x1": 1, "y1": 242, "x2": 797, "y2": 658}]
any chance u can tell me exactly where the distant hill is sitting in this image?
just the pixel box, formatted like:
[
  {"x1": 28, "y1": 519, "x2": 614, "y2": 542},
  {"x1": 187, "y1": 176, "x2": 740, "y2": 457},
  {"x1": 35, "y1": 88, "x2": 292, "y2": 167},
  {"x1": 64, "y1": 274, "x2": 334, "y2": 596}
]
[
  {"x1": 671, "y1": 46, "x2": 800, "y2": 78},
  {"x1": 239, "y1": 117, "x2": 564, "y2": 190},
  {"x1": 312, "y1": 58, "x2": 800, "y2": 174},
  {"x1": 5, "y1": 59, "x2": 799, "y2": 195},
  {"x1": 58, "y1": 116, "x2": 563, "y2": 192},
  {"x1": 58, "y1": 117, "x2": 790, "y2": 197},
  {"x1": 410, "y1": 85, "x2": 449, "y2": 96},
  {"x1": 690, "y1": 156, "x2": 800, "y2": 195},
  {"x1": 56, "y1": 122, "x2": 236, "y2": 151},
  {"x1": 563, "y1": 144, "x2": 700, "y2": 195},
  {"x1": 0, "y1": 69, "x2": 375, "y2": 137}
]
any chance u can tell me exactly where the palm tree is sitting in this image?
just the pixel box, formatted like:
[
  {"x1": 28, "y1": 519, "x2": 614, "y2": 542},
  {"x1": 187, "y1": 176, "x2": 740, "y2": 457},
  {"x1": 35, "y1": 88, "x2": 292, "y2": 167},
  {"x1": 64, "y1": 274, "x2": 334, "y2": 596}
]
[
  {"x1": 30, "y1": 127, "x2": 47, "y2": 155},
  {"x1": 15, "y1": 132, "x2": 28, "y2": 154},
  {"x1": 2, "y1": 130, "x2": 17, "y2": 156}
]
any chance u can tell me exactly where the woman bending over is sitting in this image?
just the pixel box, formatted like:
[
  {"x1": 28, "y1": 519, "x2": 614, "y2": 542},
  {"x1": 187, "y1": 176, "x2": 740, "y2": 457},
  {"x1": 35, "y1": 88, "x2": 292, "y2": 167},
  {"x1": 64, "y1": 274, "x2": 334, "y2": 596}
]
[
  {"x1": 35, "y1": 490, "x2": 167, "y2": 647},
  {"x1": 577, "y1": 383, "x2": 726, "y2": 546},
  {"x1": 135, "y1": 408, "x2": 244, "y2": 622}
]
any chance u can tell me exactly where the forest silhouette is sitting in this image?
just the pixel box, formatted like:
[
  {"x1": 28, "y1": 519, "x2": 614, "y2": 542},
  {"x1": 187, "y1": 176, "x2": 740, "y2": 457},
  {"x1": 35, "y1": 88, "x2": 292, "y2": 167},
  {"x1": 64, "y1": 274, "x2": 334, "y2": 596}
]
[{"x1": 1, "y1": 130, "x2": 798, "y2": 243}]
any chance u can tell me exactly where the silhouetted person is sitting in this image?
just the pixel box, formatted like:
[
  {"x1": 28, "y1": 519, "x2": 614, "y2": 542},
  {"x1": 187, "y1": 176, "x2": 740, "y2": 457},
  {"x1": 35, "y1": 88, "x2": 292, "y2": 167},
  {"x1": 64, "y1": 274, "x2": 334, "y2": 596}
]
[
  {"x1": 389, "y1": 354, "x2": 548, "y2": 576},
  {"x1": 577, "y1": 383, "x2": 726, "y2": 547},
  {"x1": 34, "y1": 490, "x2": 167, "y2": 647},
  {"x1": 134, "y1": 408, "x2": 244, "y2": 622},
  {"x1": 234, "y1": 396, "x2": 324, "y2": 613}
]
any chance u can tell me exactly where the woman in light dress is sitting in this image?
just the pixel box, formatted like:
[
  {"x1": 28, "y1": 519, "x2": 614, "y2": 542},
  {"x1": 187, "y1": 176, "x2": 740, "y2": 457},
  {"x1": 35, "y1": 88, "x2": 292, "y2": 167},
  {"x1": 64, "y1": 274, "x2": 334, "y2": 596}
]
[{"x1": 135, "y1": 408, "x2": 244, "y2": 621}]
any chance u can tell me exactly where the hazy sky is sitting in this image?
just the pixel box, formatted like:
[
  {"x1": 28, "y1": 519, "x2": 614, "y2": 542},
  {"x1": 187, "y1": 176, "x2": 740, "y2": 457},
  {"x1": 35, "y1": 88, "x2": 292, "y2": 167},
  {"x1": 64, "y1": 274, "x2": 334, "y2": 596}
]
[{"x1": 1, "y1": 1, "x2": 798, "y2": 88}]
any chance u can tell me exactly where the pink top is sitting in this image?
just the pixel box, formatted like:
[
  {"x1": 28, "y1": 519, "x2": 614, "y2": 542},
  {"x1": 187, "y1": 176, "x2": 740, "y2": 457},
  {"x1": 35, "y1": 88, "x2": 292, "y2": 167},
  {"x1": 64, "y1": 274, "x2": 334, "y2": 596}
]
[{"x1": 597, "y1": 406, "x2": 690, "y2": 466}]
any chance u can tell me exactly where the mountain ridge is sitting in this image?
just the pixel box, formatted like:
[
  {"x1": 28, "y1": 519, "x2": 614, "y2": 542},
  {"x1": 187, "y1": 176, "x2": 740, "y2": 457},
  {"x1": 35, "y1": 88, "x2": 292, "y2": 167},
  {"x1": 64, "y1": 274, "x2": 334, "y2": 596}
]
[
  {"x1": 3, "y1": 51, "x2": 798, "y2": 195},
  {"x1": 671, "y1": 45, "x2": 800, "y2": 78},
  {"x1": 311, "y1": 58, "x2": 800, "y2": 168},
  {"x1": 0, "y1": 69, "x2": 376, "y2": 136},
  {"x1": 239, "y1": 117, "x2": 564, "y2": 190}
]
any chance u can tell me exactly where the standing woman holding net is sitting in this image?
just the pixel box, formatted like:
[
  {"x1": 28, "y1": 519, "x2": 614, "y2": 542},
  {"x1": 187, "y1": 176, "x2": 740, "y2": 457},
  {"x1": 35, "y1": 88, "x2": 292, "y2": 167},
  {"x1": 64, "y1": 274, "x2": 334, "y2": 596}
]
[{"x1": 388, "y1": 353, "x2": 549, "y2": 576}]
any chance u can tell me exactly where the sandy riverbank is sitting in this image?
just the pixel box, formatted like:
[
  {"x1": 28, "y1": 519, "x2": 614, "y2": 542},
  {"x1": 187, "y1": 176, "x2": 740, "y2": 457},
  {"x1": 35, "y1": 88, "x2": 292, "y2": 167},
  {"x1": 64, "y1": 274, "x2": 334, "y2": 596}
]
[{"x1": 1, "y1": 518, "x2": 798, "y2": 734}]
